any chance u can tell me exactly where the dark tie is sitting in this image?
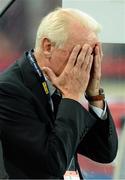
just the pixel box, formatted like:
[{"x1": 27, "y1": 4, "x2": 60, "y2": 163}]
[{"x1": 51, "y1": 90, "x2": 62, "y2": 117}]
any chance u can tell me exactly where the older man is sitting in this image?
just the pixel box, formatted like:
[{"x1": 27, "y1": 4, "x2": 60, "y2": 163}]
[{"x1": 0, "y1": 8, "x2": 118, "y2": 179}]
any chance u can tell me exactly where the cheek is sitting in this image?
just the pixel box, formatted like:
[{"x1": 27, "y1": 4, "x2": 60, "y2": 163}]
[{"x1": 52, "y1": 51, "x2": 69, "y2": 75}]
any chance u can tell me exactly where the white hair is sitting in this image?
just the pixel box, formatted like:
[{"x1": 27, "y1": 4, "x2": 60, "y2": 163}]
[{"x1": 35, "y1": 8, "x2": 101, "y2": 49}]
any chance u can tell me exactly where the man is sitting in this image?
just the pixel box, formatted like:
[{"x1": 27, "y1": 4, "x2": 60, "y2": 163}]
[{"x1": 0, "y1": 8, "x2": 118, "y2": 179}]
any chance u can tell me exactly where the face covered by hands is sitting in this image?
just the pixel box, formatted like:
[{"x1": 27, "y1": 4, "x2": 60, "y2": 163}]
[{"x1": 42, "y1": 44, "x2": 93, "y2": 102}]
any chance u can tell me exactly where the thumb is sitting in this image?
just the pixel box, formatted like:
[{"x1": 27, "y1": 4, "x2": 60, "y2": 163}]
[{"x1": 42, "y1": 67, "x2": 57, "y2": 83}]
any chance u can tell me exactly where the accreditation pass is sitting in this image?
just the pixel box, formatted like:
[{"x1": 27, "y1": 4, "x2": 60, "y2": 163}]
[{"x1": 64, "y1": 170, "x2": 80, "y2": 180}]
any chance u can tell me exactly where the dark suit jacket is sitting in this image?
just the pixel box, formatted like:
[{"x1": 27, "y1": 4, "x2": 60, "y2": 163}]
[{"x1": 0, "y1": 52, "x2": 118, "y2": 179}]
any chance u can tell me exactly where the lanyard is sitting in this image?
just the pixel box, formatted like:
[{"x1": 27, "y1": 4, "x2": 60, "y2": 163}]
[{"x1": 27, "y1": 50, "x2": 54, "y2": 112}]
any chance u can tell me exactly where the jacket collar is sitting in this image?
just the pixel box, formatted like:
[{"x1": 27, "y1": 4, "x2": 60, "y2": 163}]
[{"x1": 17, "y1": 51, "x2": 50, "y2": 113}]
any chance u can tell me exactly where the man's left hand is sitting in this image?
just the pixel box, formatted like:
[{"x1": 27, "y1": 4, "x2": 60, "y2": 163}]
[{"x1": 86, "y1": 44, "x2": 104, "y2": 109}]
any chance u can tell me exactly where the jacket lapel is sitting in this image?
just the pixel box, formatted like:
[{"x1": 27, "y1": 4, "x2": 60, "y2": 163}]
[{"x1": 17, "y1": 52, "x2": 54, "y2": 127}]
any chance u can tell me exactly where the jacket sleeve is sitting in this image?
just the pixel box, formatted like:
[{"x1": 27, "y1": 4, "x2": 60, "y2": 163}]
[{"x1": 77, "y1": 106, "x2": 118, "y2": 163}]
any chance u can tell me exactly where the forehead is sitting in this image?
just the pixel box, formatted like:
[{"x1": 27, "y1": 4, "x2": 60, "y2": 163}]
[{"x1": 69, "y1": 22, "x2": 100, "y2": 48}]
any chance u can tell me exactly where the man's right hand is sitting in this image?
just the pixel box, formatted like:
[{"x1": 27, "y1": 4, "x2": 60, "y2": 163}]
[{"x1": 42, "y1": 44, "x2": 93, "y2": 102}]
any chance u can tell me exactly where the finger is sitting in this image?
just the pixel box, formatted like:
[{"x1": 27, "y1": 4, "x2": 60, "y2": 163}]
[
  {"x1": 86, "y1": 55, "x2": 93, "y2": 73},
  {"x1": 64, "y1": 45, "x2": 81, "y2": 71},
  {"x1": 95, "y1": 45, "x2": 102, "y2": 67},
  {"x1": 42, "y1": 67, "x2": 57, "y2": 83},
  {"x1": 94, "y1": 45, "x2": 99, "y2": 55},
  {"x1": 80, "y1": 46, "x2": 92, "y2": 70},
  {"x1": 94, "y1": 46, "x2": 101, "y2": 67},
  {"x1": 96, "y1": 44, "x2": 103, "y2": 60},
  {"x1": 99, "y1": 44, "x2": 103, "y2": 57},
  {"x1": 75, "y1": 44, "x2": 91, "y2": 68},
  {"x1": 94, "y1": 50, "x2": 102, "y2": 78}
]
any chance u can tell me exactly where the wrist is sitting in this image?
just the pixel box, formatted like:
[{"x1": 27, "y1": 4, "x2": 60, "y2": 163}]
[
  {"x1": 86, "y1": 88, "x2": 100, "y2": 96},
  {"x1": 85, "y1": 88, "x2": 105, "y2": 102}
]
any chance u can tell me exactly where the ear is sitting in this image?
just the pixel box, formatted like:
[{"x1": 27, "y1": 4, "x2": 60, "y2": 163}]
[{"x1": 41, "y1": 38, "x2": 53, "y2": 58}]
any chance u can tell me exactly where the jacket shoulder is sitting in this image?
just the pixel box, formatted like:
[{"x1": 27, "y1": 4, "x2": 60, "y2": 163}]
[{"x1": 0, "y1": 57, "x2": 31, "y2": 100}]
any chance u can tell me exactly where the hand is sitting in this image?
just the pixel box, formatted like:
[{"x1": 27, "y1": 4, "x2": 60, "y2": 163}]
[
  {"x1": 86, "y1": 44, "x2": 104, "y2": 109},
  {"x1": 86, "y1": 44, "x2": 103, "y2": 96},
  {"x1": 42, "y1": 44, "x2": 93, "y2": 102}
]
